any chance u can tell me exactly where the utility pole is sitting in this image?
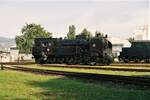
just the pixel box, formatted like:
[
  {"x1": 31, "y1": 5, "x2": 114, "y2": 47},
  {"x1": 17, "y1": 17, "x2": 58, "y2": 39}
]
[
  {"x1": 142, "y1": 26, "x2": 148, "y2": 40},
  {"x1": 0, "y1": 55, "x2": 3, "y2": 70}
]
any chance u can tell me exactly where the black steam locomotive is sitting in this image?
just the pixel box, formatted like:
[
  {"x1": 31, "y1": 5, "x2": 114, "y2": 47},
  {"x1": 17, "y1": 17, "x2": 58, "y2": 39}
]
[
  {"x1": 32, "y1": 34, "x2": 113, "y2": 65},
  {"x1": 119, "y1": 40, "x2": 150, "y2": 63}
]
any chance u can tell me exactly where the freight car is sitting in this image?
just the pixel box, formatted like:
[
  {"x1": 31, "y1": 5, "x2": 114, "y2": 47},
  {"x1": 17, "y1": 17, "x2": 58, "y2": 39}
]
[
  {"x1": 32, "y1": 34, "x2": 113, "y2": 65},
  {"x1": 119, "y1": 40, "x2": 150, "y2": 63}
]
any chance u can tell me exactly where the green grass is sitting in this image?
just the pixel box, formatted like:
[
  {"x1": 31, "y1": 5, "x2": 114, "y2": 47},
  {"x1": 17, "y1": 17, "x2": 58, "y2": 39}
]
[
  {"x1": 21, "y1": 64, "x2": 150, "y2": 76},
  {"x1": 0, "y1": 70, "x2": 150, "y2": 100}
]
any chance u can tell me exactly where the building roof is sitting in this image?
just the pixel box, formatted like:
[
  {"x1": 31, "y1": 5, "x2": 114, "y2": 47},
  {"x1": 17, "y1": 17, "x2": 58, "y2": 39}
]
[{"x1": 108, "y1": 37, "x2": 131, "y2": 47}]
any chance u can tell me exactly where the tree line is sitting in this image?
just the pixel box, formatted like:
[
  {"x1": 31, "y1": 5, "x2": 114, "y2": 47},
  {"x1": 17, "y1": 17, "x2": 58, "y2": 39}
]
[{"x1": 16, "y1": 23, "x2": 104, "y2": 54}]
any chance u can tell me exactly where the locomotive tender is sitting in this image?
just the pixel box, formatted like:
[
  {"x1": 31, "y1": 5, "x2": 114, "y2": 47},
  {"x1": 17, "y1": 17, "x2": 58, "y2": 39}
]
[
  {"x1": 32, "y1": 34, "x2": 113, "y2": 65},
  {"x1": 119, "y1": 40, "x2": 150, "y2": 63}
]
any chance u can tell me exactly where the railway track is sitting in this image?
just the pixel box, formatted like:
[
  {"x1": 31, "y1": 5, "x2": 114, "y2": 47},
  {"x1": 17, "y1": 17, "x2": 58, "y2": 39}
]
[
  {"x1": 111, "y1": 63, "x2": 150, "y2": 67},
  {"x1": 2, "y1": 62, "x2": 150, "y2": 72},
  {"x1": 3, "y1": 65, "x2": 150, "y2": 88},
  {"x1": 1, "y1": 62, "x2": 35, "y2": 65},
  {"x1": 2, "y1": 62, "x2": 150, "y2": 67},
  {"x1": 1, "y1": 62, "x2": 150, "y2": 74},
  {"x1": 41, "y1": 64, "x2": 150, "y2": 72},
  {"x1": 2, "y1": 62, "x2": 150, "y2": 66}
]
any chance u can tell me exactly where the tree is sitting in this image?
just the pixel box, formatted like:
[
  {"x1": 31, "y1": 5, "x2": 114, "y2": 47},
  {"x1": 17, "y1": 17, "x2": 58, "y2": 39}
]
[
  {"x1": 95, "y1": 31, "x2": 104, "y2": 37},
  {"x1": 80, "y1": 28, "x2": 93, "y2": 38},
  {"x1": 15, "y1": 23, "x2": 52, "y2": 54},
  {"x1": 128, "y1": 37, "x2": 134, "y2": 43},
  {"x1": 67, "y1": 25, "x2": 76, "y2": 39}
]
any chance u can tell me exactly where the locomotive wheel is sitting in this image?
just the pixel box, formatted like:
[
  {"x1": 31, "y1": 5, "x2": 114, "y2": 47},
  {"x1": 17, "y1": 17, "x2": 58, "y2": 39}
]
[
  {"x1": 57, "y1": 58, "x2": 62, "y2": 64},
  {"x1": 89, "y1": 62, "x2": 96, "y2": 66},
  {"x1": 102, "y1": 59, "x2": 107, "y2": 65},
  {"x1": 89, "y1": 56, "x2": 96, "y2": 65},
  {"x1": 106, "y1": 58, "x2": 112, "y2": 65},
  {"x1": 49, "y1": 58, "x2": 54, "y2": 64},
  {"x1": 123, "y1": 59, "x2": 129, "y2": 63},
  {"x1": 83, "y1": 56, "x2": 90, "y2": 65},
  {"x1": 72, "y1": 57, "x2": 77, "y2": 64},
  {"x1": 74, "y1": 56, "x2": 82, "y2": 65},
  {"x1": 35, "y1": 58, "x2": 45, "y2": 64},
  {"x1": 68, "y1": 57, "x2": 76, "y2": 65},
  {"x1": 144, "y1": 59, "x2": 150, "y2": 63},
  {"x1": 106, "y1": 61, "x2": 111, "y2": 65},
  {"x1": 66, "y1": 57, "x2": 71, "y2": 64},
  {"x1": 50, "y1": 58, "x2": 54, "y2": 64},
  {"x1": 134, "y1": 59, "x2": 140, "y2": 63},
  {"x1": 53, "y1": 58, "x2": 56, "y2": 64},
  {"x1": 60, "y1": 58, "x2": 64, "y2": 64},
  {"x1": 75, "y1": 57, "x2": 80, "y2": 65}
]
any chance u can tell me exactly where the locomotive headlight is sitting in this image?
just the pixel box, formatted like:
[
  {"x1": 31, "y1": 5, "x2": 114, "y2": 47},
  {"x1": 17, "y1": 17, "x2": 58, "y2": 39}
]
[
  {"x1": 92, "y1": 43, "x2": 96, "y2": 47},
  {"x1": 49, "y1": 43, "x2": 52, "y2": 46},
  {"x1": 47, "y1": 48, "x2": 50, "y2": 52}
]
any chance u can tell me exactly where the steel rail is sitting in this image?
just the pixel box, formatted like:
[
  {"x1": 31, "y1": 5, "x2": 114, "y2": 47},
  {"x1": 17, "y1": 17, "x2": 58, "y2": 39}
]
[{"x1": 41, "y1": 64, "x2": 150, "y2": 72}]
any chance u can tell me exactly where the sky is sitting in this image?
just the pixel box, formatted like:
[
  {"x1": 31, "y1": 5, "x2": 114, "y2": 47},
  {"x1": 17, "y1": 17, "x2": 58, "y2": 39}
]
[{"x1": 0, "y1": 0, "x2": 149, "y2": 38}]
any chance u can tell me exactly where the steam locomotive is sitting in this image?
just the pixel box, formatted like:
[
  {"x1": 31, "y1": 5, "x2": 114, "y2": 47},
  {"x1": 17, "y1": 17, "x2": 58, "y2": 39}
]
[
  {"x1": 32, "y1": 34, "x2": 113, "y2": 65},
  {"x1": 119, "y1": 40, "x2": 150, "y2": 63}
]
